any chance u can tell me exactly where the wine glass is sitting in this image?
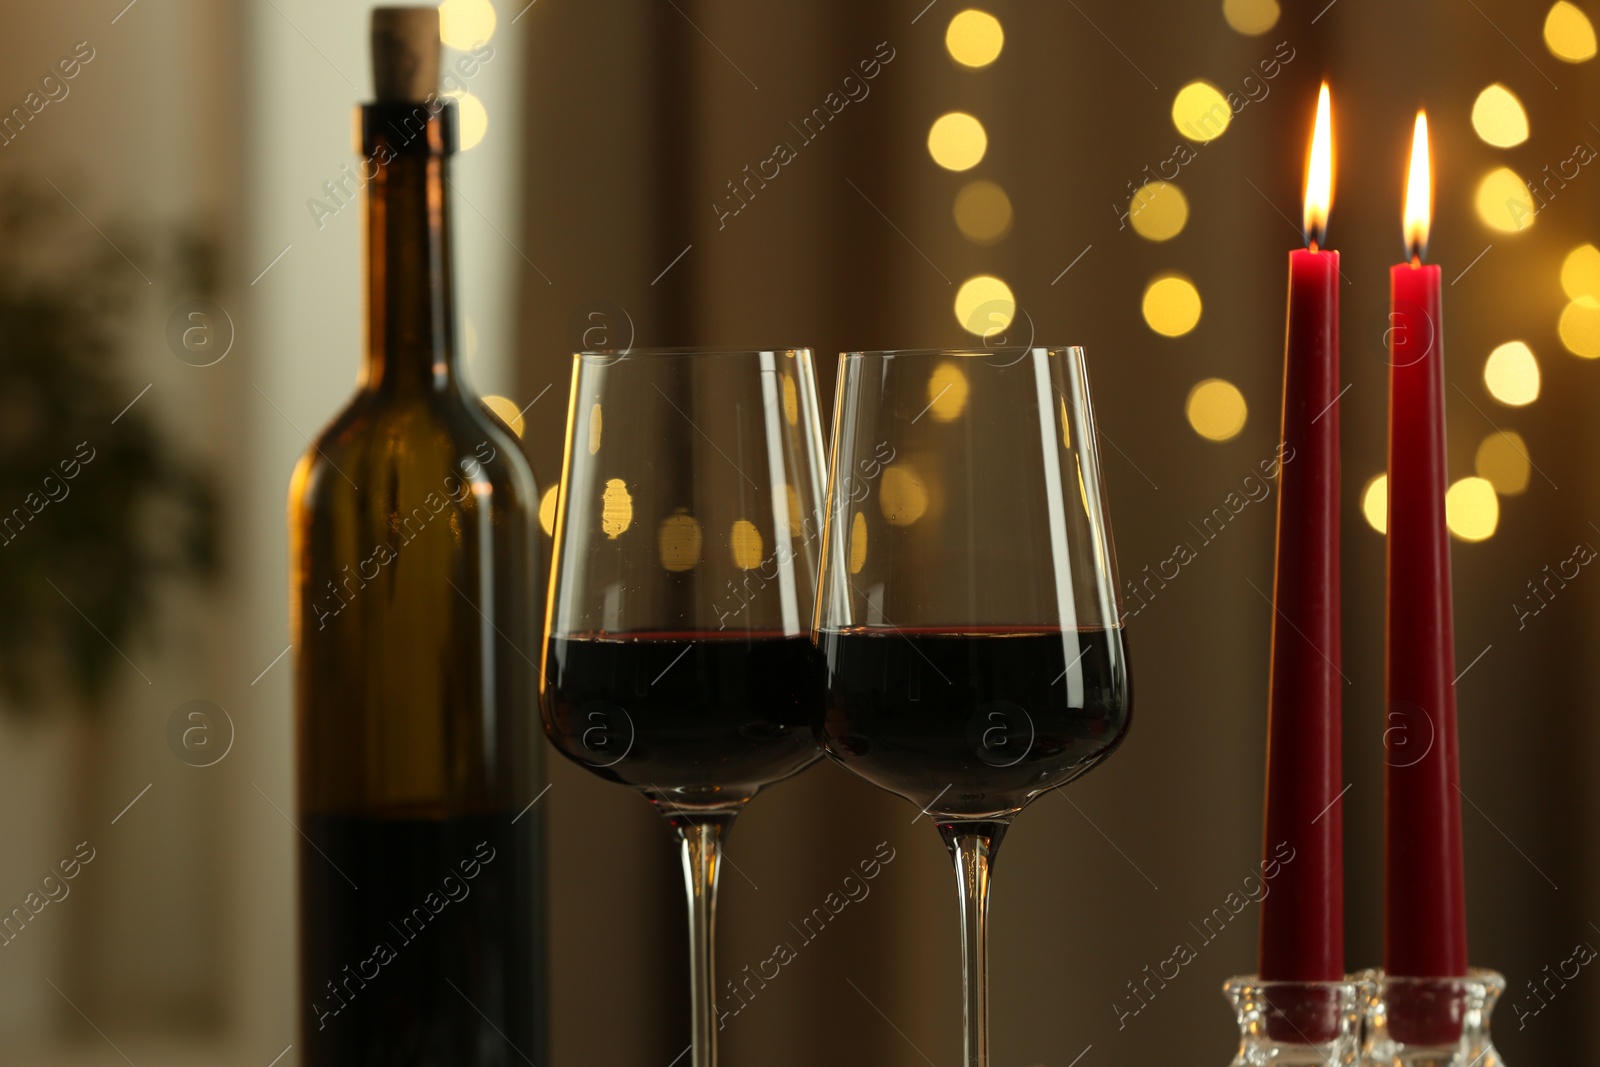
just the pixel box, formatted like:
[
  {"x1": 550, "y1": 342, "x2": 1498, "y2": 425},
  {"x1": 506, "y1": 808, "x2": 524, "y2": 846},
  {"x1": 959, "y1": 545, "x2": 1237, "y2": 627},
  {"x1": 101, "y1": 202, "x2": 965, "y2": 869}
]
[
  {"x1": 541, "y1": 347, "x2": 828, "y2": 1067},
  {"x1": 813, "y1": 347, "x2": 1133, "y2": 1067}
]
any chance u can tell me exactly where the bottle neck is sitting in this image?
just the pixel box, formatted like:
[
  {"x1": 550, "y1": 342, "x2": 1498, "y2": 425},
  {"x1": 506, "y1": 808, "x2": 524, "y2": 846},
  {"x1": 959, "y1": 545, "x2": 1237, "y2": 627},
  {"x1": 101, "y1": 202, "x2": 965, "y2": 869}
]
[{"x1": 360, "y1": 103, "x2": 458, "y2": 395}]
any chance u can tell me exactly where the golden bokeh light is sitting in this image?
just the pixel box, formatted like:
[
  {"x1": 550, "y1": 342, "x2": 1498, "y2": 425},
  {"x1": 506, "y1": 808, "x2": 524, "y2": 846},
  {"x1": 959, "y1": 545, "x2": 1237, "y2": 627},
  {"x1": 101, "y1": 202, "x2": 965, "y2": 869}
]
[
  {"x1": 1223, "y1": 0, "x2": 1280, "y2": 34},
  {"x1": 953, "y1": 180, "x2": 1013, "y2": 244},
  {"x1": 439, "y1": 0, "x2": 498, "y2": 50},
  {"x1": 1185, "y1": 379, "x2": 1247, "y2": 441},
  {"x1": 1362, "y1": 474, "x2": 1388, "y2": 534},
  {"x1": 601, "y1": 478, "x2": 632, "y2": 539},
  {"x1": 849, "y1": 512, "x2": 868, "y2": 574},
  {"x1": 730, "y1": 519, "x2": 764, "y2": 569},
  {"x1": 481, "y1": 394, "x2": 524, "y2": 437},
  {"x1": 448, "y1": 91, "x2": 489, "y2": 151},
  {"x1": 1446, "y1": 477, "x2": 1499, "y2": 541},
  {"x1": 927, "y1": 361, "x2": 971, "y2": 422},
  {"x1": 587, "y1": 402, "x2": 603, "y2": 454},
  {"x1": 954, "y1": 274, "x2": 1016, "y2": 336},
  {"x1": 1475, "y1": 166, "x2": 1536, "y2": 232},
  {"x1": 1172, "y1": 81, "x2": 1232, "y2": 142},
  {"x1": 1142, "y1": 275, "x2": 1202, "y2": 337},
  {"x1": 879, "y1": 465, "x2": 930, "y2": 526},
  {"x1": 1560, "y1": 243, "x2": 1600, "y2": 299},
  {"x1": 1129, "y1": 181, "x2": 1189, "y2": 241},
  {"x1": 1559, "y1": 296, "x2": 1600, "y2": 357},
  {"x1": 927, "y1": 112, "x2": 988, "y2": 171},
  {"x1": 1476, "y1": 432, "x2": 1531, "y2": 496},
  {"x1": 946, "y1": 9, "x2": 1004, "y2": 68},
  {"x1": 783, "y1": 484, "x2": 803, "y2": 536},
  {"x1": 538, "y1": 484, "x2": 558, "y2": 536},
  {"x1": 782, "y1": 374, "x2": 799, "y2": 425},
  {"x1": 658, "y1": 511, "x2": 702, "y2": 571},
  {"x1": 1483, "y1": 341, "x2": 1540, "y2": 406},
  {"x1": 1471, "y1": 84, "x2": 1529, "y2": 147},
  {"x1": 1545, "y1": 1, "x2": 1598, "y2": 61}
]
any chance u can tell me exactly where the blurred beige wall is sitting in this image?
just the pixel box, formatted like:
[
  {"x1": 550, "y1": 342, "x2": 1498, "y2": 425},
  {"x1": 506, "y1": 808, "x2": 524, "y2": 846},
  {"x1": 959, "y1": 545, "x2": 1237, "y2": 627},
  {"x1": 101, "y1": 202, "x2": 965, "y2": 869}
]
[{"x1": 0, "y1": 0, "x2": 247, "y2": 1060}]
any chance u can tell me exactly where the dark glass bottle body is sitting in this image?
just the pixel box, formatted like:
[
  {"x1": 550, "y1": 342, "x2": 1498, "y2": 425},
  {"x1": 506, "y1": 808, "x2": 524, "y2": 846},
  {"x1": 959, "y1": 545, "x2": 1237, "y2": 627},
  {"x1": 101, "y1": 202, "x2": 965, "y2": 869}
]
[{"x1": 289, "y1": 102, "x2": 545, "y2": 1067}]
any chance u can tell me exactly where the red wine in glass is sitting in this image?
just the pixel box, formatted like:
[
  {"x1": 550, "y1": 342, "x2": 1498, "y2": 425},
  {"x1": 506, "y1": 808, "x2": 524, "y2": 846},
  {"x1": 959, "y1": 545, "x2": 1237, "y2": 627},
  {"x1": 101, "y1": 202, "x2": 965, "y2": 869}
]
[
  {"x1": 544, "y1": 630, "x2": 823, "y2": 802},
  {"x1": 817, "y1": 625, "x2": 1131, "y2": 819}
]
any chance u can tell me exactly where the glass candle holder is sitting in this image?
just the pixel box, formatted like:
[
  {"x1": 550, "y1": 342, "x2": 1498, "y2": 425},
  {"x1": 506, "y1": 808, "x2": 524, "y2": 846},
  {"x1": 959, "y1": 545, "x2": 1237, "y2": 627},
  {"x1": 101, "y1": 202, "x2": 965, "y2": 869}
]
[
  {"x1": 1361, "y1": 969, "x2": 1504, "y2": 1066},
  {"x1": 1222, "y1": 975, "x2": 1364, "y2": 1066}
]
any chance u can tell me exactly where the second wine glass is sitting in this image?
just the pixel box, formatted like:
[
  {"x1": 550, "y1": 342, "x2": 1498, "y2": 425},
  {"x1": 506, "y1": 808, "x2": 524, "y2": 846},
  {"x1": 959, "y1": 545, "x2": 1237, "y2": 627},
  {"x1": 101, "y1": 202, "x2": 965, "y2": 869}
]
[
  {"x1": 813, "y1": 347, "x2": 1134, "y2": 1067},
  {"x1": 541, "y1": 347, "x2": 828, "y2": 1067}
]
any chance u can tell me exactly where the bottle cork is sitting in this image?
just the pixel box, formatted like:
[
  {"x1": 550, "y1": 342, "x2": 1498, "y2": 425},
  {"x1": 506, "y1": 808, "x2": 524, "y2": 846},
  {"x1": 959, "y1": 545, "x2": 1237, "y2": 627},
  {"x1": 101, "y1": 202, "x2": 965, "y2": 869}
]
[{"x1": 371, "y1": 7, "x2": 440, "y2": 102}]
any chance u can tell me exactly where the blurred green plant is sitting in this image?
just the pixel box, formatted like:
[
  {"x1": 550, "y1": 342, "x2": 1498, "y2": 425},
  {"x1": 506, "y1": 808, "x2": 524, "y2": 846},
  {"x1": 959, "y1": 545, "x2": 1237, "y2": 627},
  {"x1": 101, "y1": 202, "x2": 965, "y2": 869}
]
[{"x1": 0, "y1": 180, "x2": 218, "y2": 714}]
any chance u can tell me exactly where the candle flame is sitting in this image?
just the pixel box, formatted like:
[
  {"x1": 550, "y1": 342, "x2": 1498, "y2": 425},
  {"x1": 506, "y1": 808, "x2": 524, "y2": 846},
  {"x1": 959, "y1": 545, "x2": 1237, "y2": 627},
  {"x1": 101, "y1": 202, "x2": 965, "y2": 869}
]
[
  {"x1": 1403, "y1": 111, "x2": 1432, "y2": 262},
  {"x1": 1303, "y1": 82, "x2": 1333, "y2": 249}
]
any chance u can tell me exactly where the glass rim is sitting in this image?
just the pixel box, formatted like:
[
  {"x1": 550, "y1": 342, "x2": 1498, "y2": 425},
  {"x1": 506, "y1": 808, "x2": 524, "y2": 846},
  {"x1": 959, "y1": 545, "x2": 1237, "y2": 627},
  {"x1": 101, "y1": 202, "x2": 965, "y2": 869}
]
[
  {"x1": 1374, "y1": 967, "x2": 1505, "y2": 989},
  {"x1": 574, "y1": 345, "x2": 813, "y2": 358},
  {"x1": 1222, "y1": 974, "x2": 1366, "y2": 993},
  {"x1": 839, "y1": 345, "x2": 1085, "y2": 358}
]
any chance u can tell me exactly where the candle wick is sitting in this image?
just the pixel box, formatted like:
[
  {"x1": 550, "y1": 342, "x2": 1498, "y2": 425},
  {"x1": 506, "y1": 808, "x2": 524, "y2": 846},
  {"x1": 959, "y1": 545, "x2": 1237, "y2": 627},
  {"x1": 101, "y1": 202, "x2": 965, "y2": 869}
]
[
  {"x1": 1410, "y1": 253, "x2": 1422, "y2": 268},
  {"x1": 1308, "y1": 238, "x2": 1320, "y2": 253}
]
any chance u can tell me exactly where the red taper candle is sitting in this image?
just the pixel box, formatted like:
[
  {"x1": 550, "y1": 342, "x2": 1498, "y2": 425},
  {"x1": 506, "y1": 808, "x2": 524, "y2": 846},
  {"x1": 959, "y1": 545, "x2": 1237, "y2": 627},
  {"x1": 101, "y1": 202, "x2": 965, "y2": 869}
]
[
  {"x1": 1385, "y1": 111, "x2": 1469, "y2": 1041},
  {"x1": 1259, "y1": 83, "x2": 1344, "y2": 991}
]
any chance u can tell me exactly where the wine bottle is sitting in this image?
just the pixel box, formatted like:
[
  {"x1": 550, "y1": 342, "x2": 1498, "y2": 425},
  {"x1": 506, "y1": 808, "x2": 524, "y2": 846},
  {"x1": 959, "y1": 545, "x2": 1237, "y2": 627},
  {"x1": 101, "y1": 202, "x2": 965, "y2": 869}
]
[{"x1": 288, "y1": 9, "x2": 545, "y2": 1065}]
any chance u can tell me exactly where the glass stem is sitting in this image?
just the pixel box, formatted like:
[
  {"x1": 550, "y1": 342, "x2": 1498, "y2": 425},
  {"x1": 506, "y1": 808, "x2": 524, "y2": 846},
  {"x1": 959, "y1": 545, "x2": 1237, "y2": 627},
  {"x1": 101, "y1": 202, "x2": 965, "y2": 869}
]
[
  {"x1": 940, "y1": 820, "x2": 1009, "y2": 1067},
  {"x1": 674, "y1": 813, "x2": 736, "y2": 1067}
]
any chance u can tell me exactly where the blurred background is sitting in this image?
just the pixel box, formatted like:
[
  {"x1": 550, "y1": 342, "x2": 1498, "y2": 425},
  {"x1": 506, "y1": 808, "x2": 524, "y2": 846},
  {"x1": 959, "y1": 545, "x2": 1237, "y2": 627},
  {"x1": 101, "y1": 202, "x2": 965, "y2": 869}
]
[{"x1": 1, "y1": 0, "x2": 1597, "y2": 1061}]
